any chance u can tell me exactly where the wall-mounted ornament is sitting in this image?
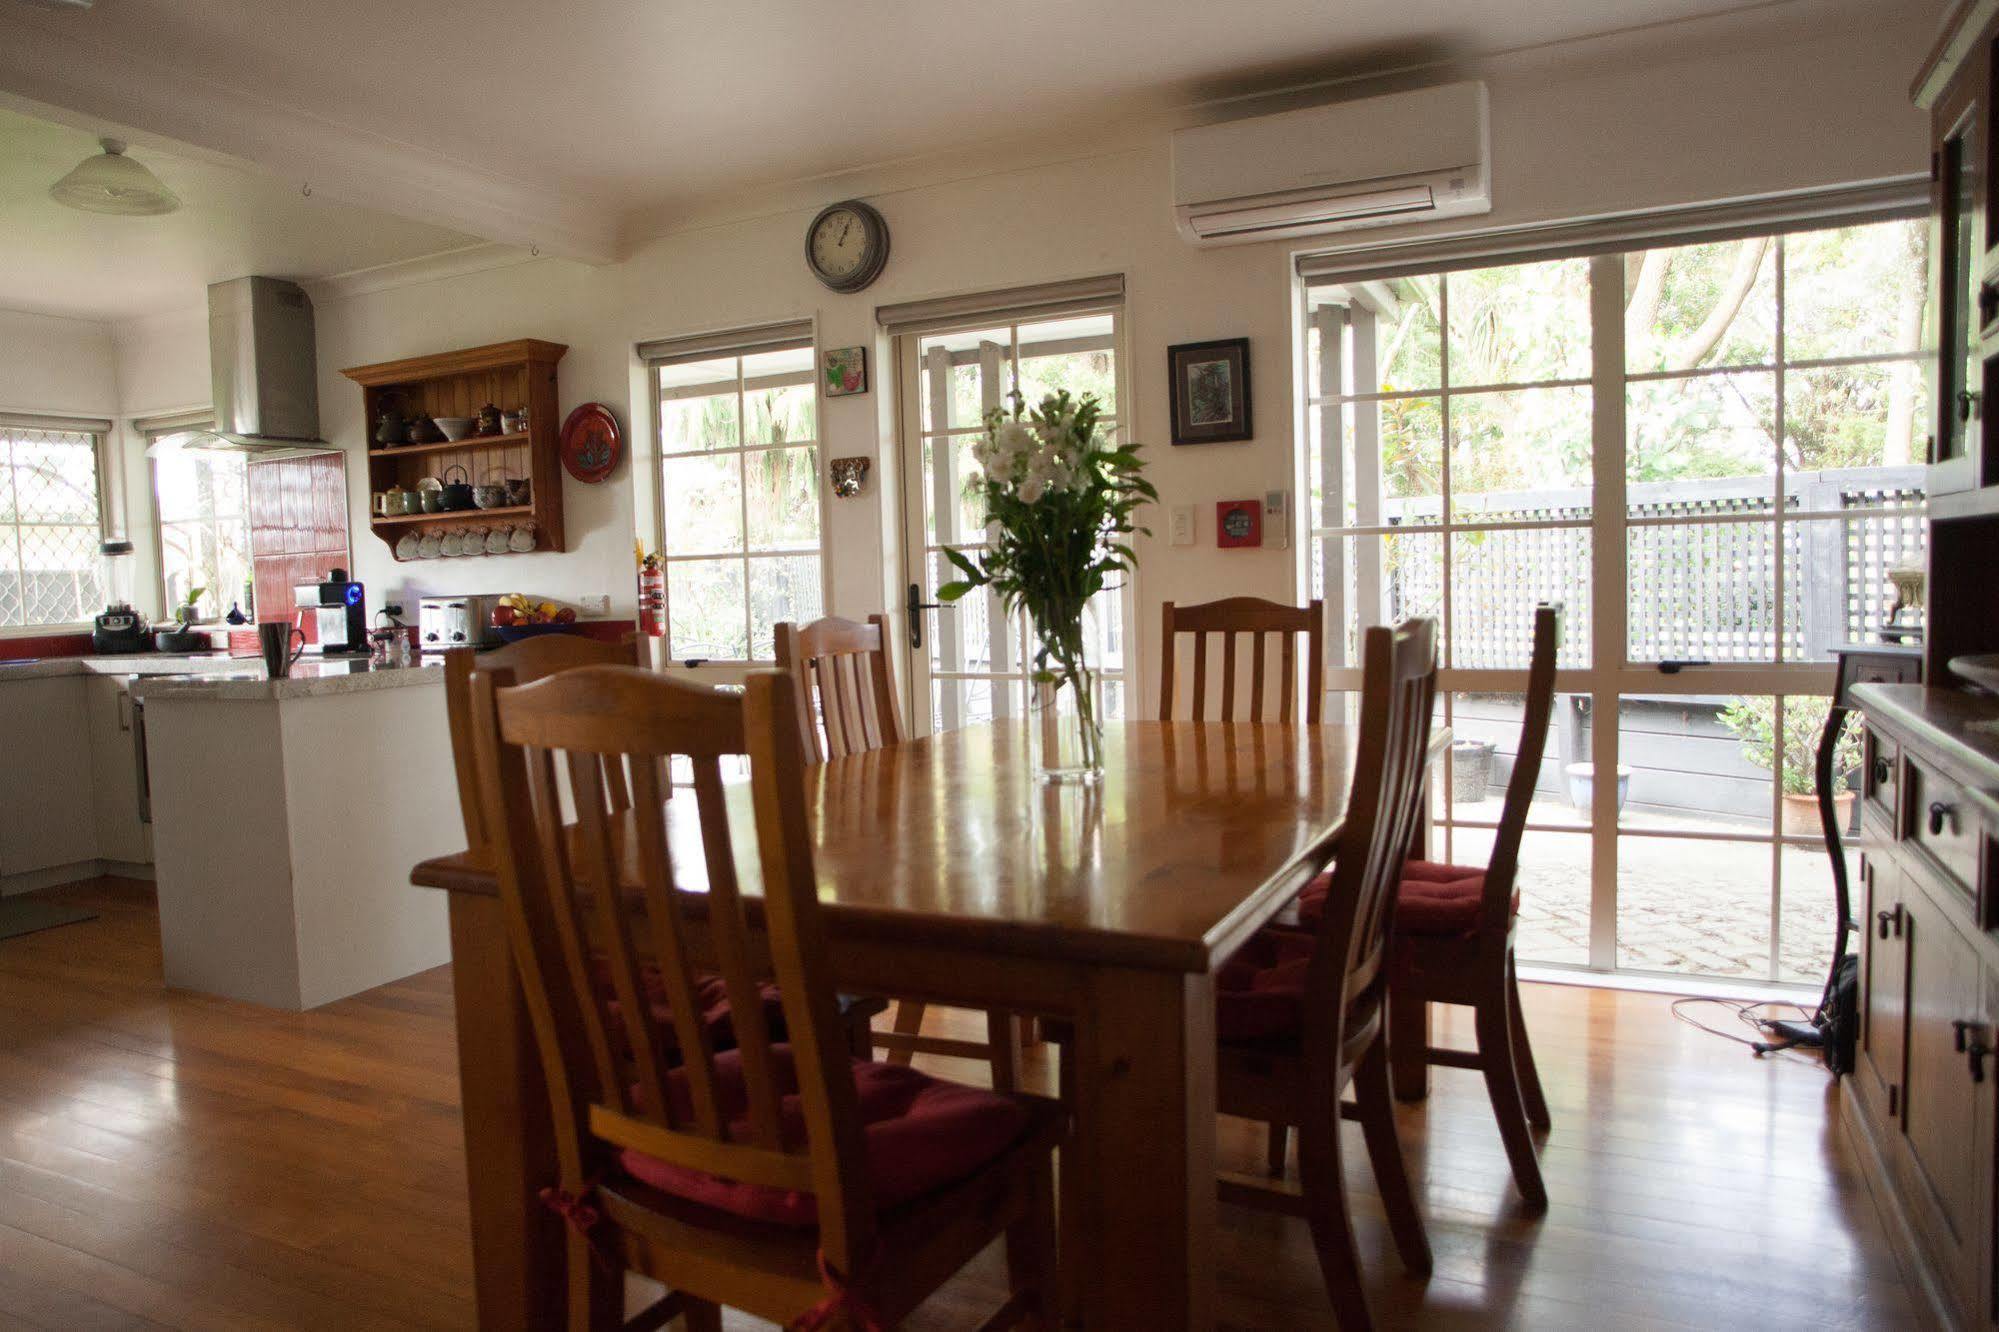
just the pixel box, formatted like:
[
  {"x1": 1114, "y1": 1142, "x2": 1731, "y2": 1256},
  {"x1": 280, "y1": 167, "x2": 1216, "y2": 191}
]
[
  {"x1": 559, "y1": 402, "x2": 621, "y2": 483},
  {"x1": 823, "y1": 345, "x2": 869, "y2": 397},
  {"x1": 830, "y1": 456, "x2": 871, "y2": 497}
]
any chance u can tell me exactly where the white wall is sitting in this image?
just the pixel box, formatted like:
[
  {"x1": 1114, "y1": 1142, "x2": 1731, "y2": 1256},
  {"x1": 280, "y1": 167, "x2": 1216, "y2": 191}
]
[
  {"x1": 101, "y1": 0, "x2": 1937, "y2": 702},
  {"x1": 0, "y1": 308, "x2": 116, "y2": 418}
]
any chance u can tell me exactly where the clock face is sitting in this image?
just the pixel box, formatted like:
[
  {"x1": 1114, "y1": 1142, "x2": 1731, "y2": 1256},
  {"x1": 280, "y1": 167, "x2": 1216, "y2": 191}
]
[{"x1": 805, "y1": 201, "x2": 888, "y2": 292}]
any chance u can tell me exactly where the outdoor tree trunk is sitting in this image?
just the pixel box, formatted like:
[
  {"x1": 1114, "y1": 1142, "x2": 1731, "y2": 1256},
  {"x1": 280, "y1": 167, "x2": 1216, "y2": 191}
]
[{"x1": 1669, "y1": 237, "x2": 1769, "y2": 370}]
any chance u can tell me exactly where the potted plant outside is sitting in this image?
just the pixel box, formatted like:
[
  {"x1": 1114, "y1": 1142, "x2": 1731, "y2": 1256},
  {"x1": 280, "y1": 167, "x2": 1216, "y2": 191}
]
[{"x1": 1717, "y1": 696, "x2": 1861, "y2": 837}]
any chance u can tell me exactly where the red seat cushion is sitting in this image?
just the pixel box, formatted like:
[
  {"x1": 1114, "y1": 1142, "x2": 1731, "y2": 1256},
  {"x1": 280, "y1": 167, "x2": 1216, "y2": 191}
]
[
  {"x1": 1295, "y1": 861, "x2": 1515, "y2": 937},
  {"x1": 1214, "y1": 926, "x2": 1317, "y2": 1041},
  {"x1": 617, "y1": 1047, "x2": 1033, "y2": 1227},
  {"x1": 594, "y1": 958, "x2": 787, "y2": 1056}
]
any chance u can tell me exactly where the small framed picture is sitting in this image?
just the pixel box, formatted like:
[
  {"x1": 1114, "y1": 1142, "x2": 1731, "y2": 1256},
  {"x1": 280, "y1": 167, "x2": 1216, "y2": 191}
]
[
  {"x1": 1168, "y1": 337, "x2": 1252, "y2": 445},
  {"x1": 823, "y1": 345, "x2": 869, "y2": 397}
]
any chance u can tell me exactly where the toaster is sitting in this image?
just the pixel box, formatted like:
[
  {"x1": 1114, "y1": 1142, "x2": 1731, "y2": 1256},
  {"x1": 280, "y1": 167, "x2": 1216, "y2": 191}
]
[{"x1": 417, "y1": 594, "x2": 500, "y2": 651}]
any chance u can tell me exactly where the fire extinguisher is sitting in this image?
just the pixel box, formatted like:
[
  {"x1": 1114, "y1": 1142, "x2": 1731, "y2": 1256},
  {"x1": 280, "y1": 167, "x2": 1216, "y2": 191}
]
[{"x1": 636, "y1": 541, "x2": 665, "y2": 638}]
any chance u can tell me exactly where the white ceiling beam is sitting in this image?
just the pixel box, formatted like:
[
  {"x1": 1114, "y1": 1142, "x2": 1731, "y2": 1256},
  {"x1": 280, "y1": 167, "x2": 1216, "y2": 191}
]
[{"x1": 0, "y1": 14, "x2": 619, "y2": 264}]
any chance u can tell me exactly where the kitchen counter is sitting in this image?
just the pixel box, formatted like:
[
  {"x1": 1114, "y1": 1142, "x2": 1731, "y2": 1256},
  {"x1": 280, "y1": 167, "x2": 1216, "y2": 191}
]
[
  {"x1": 0, "y1": 652, "x2": 245, "y2": 682},
  {"x1": 130, "y1": 655, "x2": 445, "y2": 702},
  {"x1": 139, "y1": 651, "x2": 459, "y2": 1009}
]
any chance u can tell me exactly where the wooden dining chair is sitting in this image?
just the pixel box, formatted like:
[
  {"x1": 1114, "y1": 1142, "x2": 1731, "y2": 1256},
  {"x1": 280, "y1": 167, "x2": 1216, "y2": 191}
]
[
  {"x1": 1047, "y1": 617, "x2": 1437, "y2": 1329},
  {"x1": 445, "y1": 636, "x2": 884, "y2": 1061},
  {"x1": 775, "y1": 613, "x2": 1029, "y2": 1089},
  {"x1": 444, "y1": 634, "x2": 647, "y2": 849},
  {"x1": 467, "y1": 665, "x2": 1064, "y2": 1330},
  {"x1": 1159, "y1": 596, "x2": 1325, "y2": 722},
  {"x1": 1294, "y1": 604, "x2": 1557, "y2": 1211}
]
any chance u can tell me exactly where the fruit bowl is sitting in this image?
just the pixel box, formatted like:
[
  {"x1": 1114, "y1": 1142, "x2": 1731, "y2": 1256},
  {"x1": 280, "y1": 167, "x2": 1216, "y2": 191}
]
[{"x1": 495, "y1": 622, "x2": 583, "y2": 643}]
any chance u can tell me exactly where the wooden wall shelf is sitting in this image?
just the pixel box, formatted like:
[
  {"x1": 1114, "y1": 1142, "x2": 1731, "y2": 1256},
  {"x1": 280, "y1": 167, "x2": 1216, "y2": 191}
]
[{"x1": 341, "y1": 339, "x2": 568, "y2": 561}]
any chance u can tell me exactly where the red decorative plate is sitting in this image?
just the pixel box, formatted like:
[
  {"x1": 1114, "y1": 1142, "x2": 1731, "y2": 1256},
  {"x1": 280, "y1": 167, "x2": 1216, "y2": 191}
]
[{"x1": 559, "y1": 403, "x2": 622, "y2": 483}]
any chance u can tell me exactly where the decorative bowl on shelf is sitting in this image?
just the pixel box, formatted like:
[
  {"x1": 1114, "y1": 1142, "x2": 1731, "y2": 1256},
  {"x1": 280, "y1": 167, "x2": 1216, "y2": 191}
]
[
  {"x1": 433, "y1": 416, "x2": 478, "y2": 441},
  {"x1": 495, "y1": 622, "x2": 583, "y2": 643}
]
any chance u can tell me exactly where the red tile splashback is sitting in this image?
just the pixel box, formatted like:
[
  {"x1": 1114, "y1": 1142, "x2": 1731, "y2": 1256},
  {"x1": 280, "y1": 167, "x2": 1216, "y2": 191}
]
[
  {"x1": 248, "y1": 456, "x2": 350, "y2": 632},
  {"x1": 0, "y1": 632, "x2": 93, "y2": 661}
]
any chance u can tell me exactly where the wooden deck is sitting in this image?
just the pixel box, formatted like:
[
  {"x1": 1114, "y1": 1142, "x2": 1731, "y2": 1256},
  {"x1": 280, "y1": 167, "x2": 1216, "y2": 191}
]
[{"x1": 0, "y1": 877, "x2": 1918, "y2": 1329}]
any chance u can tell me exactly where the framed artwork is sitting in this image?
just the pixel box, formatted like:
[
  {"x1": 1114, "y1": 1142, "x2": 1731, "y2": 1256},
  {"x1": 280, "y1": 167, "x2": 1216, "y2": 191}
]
[
  {"x1": 1167, "y1": 337, "x2": 1252, "y2": 444},
  {"x1": 823, "y1": 345, "x2": 869, "y2": 397}
]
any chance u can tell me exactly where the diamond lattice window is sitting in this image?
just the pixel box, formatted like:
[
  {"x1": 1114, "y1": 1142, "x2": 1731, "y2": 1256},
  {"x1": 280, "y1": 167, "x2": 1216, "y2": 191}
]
[{"x1": 0, "y1": 427, "x2": 103, "y2": 628}]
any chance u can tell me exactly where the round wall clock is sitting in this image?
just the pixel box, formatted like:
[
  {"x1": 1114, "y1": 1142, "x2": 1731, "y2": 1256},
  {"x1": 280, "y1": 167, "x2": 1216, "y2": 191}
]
[
  {"x1": 805, "y1": 200, "x2": 889, "y2": 293},
  {"x1": 559, "y1": 403, "x2": 622, "y2": 483}
]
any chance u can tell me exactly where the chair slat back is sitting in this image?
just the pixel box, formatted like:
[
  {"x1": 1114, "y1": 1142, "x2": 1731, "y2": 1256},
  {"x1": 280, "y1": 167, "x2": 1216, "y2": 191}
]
[
  {"x1": 469, "y1": 665, "x2": 875, "y2": 1267},
  {"x1": 1305, "y1": 618, "x2": 1438, "y2": 1060},
  {"x1": 1481, "y1": 605, "x2": 1559, "y2": 933},
  {"x1": 1158, "y1": 597, "x2": 1325, "y2": 724},
  {"x1": 772, "y1": 613, "x2": 903, "y2": 764},
  {"x1": 444, "y1": 635, "x2": 647, "y2": 847}
]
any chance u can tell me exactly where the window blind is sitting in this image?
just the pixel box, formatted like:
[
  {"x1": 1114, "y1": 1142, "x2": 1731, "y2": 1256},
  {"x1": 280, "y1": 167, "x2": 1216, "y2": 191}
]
[
  {"x1": 636, "y1": 318, "x2": 815, "y2": 367},
  {"x1": 0, "y1": 411, "x2": 113, "y2": 434},
  {"x1": 1294, "y1": 177, "x2": 1928, "y2": 285},
  {"x1": 876, "y1": 274, "x2": 1125, "y2": 336}
]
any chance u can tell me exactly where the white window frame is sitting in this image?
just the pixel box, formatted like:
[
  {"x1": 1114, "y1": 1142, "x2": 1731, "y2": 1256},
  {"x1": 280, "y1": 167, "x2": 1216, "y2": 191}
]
[
  {"x1": 892, "y1": 299, "x2": 1133, "y2": 736},
  {"x1": 1296, "y1": 212, "x2": 1930, "y2": 981},
  {"x1": 0, "y1": 414, "x2": 114, "y2": 635},
  {"x1": 644, "y1": 327, "x2": 827, "y2": 668}
]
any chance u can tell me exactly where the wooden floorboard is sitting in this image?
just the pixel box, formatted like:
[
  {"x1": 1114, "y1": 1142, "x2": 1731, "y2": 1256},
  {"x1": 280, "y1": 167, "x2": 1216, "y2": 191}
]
[{"x1": 0, "y1": 878, "x2": 1917, "y2": 1329}]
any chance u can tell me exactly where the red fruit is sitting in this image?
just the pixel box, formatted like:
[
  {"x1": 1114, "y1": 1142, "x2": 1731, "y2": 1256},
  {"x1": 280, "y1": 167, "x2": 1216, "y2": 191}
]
[
  {"x1": 555, "y1": 607, "x2": 577, "y2": 624},
  {"x1": 492, "y1": 605, "x2": 517, "y2": 626}
]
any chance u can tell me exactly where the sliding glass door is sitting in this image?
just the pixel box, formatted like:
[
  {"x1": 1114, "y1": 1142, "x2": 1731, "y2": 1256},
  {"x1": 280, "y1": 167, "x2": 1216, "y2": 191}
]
[{"x1": 1303, "y1": 218, "x2": 1931, "y2": 982}]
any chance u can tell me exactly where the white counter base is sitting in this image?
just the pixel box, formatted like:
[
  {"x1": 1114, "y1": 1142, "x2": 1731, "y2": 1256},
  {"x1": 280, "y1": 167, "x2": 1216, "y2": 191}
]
[{"x1": 142, "y1": 676, "x2": 461, "y2": 1010}]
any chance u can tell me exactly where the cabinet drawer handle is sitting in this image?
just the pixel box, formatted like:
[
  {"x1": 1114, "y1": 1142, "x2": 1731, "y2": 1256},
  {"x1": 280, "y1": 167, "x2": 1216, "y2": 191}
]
[
  {"x1": 1872, "y1": 756, "x2": 1891, "y2": 787},
  {"x1": 1955, "y1": 1018, "x2": 1976, "y2": 1053},
  {"x1": 1961, "y1": 389, "x2": 1983, "y2": 423},
  {"x1": 1928, "y1": 801, "x2": 1958, "y2": 837},
  {"x1": 1876, "y1": 905, "x2": 1903, "y2": 939}
]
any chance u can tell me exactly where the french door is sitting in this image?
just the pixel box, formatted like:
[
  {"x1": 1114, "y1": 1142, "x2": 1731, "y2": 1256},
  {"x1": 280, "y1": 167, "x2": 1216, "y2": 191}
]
[
  {"x1": 1303, "y1": 219, "x2": 1931, "y2": 983},
  {"x1": 894, "y1": 306, "x2": 1132, "y2": 736}
]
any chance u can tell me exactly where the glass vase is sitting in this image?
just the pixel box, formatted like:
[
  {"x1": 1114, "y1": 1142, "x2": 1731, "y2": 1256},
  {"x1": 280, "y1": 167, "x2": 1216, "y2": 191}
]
[{"x1": 1028, "y1": 615, "x2": 1104, "y2": 785}]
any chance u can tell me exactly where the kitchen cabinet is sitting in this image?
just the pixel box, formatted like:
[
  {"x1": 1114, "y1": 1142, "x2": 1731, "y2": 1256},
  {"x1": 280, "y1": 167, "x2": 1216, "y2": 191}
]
[
  {"x1": 0, "y1": 676, "x2": 97, "y2": 879},
  {"x1": 84, "y1": 674, "x2": 150, "y2": 866},
  {"x1": 1859, "y1": 853, "x2": 1908, "y2": 1126}
]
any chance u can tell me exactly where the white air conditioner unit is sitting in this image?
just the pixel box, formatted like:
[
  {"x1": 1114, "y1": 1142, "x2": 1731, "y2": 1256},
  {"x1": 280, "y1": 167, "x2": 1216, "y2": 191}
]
[{"x1": 1171, "y1": 82, "x2": 1490, "y2": 246}]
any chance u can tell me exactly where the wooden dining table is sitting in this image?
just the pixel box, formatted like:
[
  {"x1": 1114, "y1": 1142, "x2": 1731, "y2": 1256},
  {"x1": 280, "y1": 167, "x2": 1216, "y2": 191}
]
[{"x1": 411, "y1": 717, "x2": 1444, "y2": 1330}]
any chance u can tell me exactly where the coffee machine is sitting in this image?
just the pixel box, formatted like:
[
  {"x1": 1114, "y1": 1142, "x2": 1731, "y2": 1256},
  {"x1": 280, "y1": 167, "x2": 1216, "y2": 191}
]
[{"x1": 293, "y1": 569, "x2": 367, "y2": 656}]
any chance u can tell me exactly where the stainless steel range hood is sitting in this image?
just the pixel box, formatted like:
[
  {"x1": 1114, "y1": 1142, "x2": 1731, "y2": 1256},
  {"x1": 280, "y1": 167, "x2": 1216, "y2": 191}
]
[{"x1": 176, "y1": 277, "x2": 330, "y2": 459}]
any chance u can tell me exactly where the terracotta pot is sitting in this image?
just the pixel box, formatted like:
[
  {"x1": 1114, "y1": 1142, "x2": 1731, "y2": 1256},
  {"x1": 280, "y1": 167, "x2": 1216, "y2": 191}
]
[{"x1": 1782, "y1": 790, "x2": 1854, "y2": 837}]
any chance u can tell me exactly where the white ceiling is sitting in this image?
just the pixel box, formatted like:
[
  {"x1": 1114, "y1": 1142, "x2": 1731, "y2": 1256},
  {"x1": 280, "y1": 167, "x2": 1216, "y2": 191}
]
[
  {"x1": 9, "y1": 0, "x2": 1789, "y2": 238},
  {"x1": 0, "y1": 105, "x2": 482, "y2": 322}
]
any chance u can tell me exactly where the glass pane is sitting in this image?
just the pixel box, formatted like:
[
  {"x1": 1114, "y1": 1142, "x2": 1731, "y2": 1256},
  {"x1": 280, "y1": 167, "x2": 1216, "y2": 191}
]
[
  {"x1": 9, "y1": 523, "x2": 100, "y2": 626},
  {"x1": 1448, "y1": 528, "x2": 1591, "y2": 668},
  {"x1": 740, "y1": 346, "x2": 812, "y2": 380},
  {"x1": 667, "y1": 558, "x2": 746, "y2": 661},
  {"x1": 1626, "y1": 520, "x2": 1777, "y2": 663},
  {"x1": 1445, "y1": 258, "x2": 1592, "y2": 386},
  {"x1": 1627, "y1": 372, "x2": 1778, "y2": 506},
  {"x1": 744, "y1": 382, "x2": 815, "y2": 447},
  {"x1": 1617, "y1": 696, "x2": 1774, "y2": 834},
  {"x1": 1372, "y1": 275, "x2": 1441, "y2": 393},
  {"x1": 919, "y1": 327, "x2": 1010, "y2": 431},
  {"x1": 661, "y1": 389, "x2": 740, "y2": 455},
  {"x1": 1784, "y1": 514, "x2": 1928, "y2": 662},
  {"x1": 1448, "y1": 386, "x2": 1593, "y2": 520},
  {"x1": 744, "y1": 446, "x2": 818, "y2": 551},
  {"x1": 1449, "y1": 824, "x2": 1591, "y2": 967},
  {"x1": 1442, "y1": 692, "x2": 1588, "y2": 829},
  {"x1": 9, "y1": 433, "x2": 99, "y2": 523},
  {"x1": 1783, "y1": 220, "x2": 1932, "y2": 361},
  {"x1": 1618, "y1": 835, "x2": 1772, "y2": 977},
  {"x1": 1784, "y1": 362, "x2": 1934, "y2": 473},
  {"x1": 1016, "y1": 313, "x2": 1117, "y2": 414},
  {"x1": 1339, "y1": 398, "x2": 1442, "y2": 527},
  {"x1": 1333, "y1": 531, "x2": 1444, "y2": 668},
  {"x1": 926, "y1": 549, "x2": 1023, "y2": 683},
  {"x1": 662, "y1": 453, "x2": 743, "y2": 557},
  {"x1": 1625, "y1": 237, "x2": 1778, "y2": 372},
  {"x1": 1779, "y1": 840, "x2": 1852, "y2": 985},
  {"x1": 747, "y1": 555, "x2": 822, "y2": 660}
]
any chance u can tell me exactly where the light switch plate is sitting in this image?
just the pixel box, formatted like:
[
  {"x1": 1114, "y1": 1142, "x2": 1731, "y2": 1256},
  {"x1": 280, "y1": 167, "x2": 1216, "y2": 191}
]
[
  {"x1": 1170, "y1": 505, "x2": 1195, "y2": 546},
  {"x1": 1264, "y1": 489, "x2": 1290, "y2": 549},
  {"x1": 577, "y1": 594, "x2": 611, "y2": 616}
]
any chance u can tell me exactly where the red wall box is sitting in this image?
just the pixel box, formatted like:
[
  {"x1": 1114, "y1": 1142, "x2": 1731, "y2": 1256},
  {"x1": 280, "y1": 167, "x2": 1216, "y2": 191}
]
[{"x1": 1216, "y1": 499, "x2": 1262, "y2": 548}]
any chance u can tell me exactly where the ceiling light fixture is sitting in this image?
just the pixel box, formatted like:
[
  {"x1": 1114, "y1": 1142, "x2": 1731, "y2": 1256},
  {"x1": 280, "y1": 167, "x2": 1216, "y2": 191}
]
[{"x1": 49, "y1": 138, "x2": 180, "y2": 215}]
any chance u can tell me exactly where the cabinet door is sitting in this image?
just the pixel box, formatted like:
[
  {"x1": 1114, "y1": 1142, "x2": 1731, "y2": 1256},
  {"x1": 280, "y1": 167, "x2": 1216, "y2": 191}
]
[
  {"x1": 1860, "y1": 854, "x2": 1909, "y2": 1122},
  {"x1": 85, "y1": 676, "x2": 149, "y2": 865},
  {"x1": 0, "y1": 678, "x2": 97, "y2": 876},
  {"x1": 1900, "y1": 884, "x2": 1990, "y2": 1313}
]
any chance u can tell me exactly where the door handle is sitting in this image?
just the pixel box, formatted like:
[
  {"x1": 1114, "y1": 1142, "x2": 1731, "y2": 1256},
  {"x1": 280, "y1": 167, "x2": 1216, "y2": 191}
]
[
  {"x1": 1876, "y1": 904, "x2": 1903, "y2": 939},
  {"x1": 905, "y1": 581, "x2": 952, "y2": 651},
  {"x1": 1929, "y1": 801, "x2": 1957, "y2": 837},
  {"x1": 1957, "y1": 1020, "x2": 1992, "y2": 1083}
]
